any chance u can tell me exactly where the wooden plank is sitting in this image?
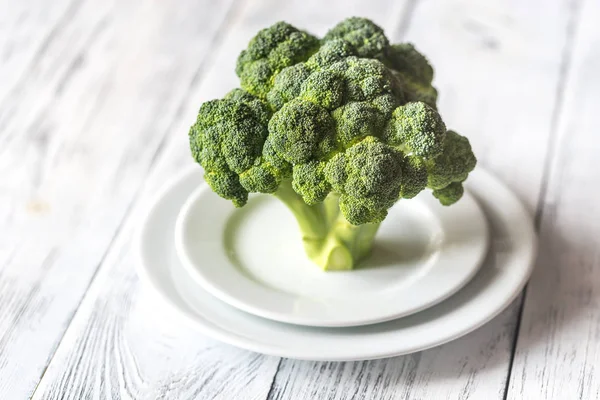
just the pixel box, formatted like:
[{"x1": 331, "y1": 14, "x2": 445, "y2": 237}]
[
  {"x1": 507, "y1": 0, "x2": 600, "y2": 398},
  {"x1": 268, "y1": 0, "x2": 578, "y2": 398},
  {"x1": 0, "y1": 0, "x2": 236, "y2": 398},
  {"x1": 29, "y1": 0, "x2": 413, "y2": 398}
]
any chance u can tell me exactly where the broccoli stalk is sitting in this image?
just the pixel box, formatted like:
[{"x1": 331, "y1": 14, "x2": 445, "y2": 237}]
[
  {"x1": 275, "y1": 181, "x2": 380, "y2": 270},
  {"x1": 188, "y1": 17, "x2": 477, "y2": 271}
]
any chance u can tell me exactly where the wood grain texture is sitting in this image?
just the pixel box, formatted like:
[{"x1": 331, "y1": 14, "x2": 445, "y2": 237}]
[
  {"x1": 33, "y1": 226, "x2": 280, "y2": 400},
  {"x1": 268, "y1": 311, "x2": 518, "y2": 400},
  {"x1": 0, "y1": 0, "x2": 236, "y2": 398},
  {"x1": 269, "y1": 0, "x2": 577, "y2": 398},
  {"x1": 507, "y1": 0, "x2": 600, "y2": 398},
  {"x1": 0, "y1": 0, "x2": 82, "y2": 105}
]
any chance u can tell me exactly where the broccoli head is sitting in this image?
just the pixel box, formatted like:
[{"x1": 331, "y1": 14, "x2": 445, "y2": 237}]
[{"x1": 188, "y1": 17, "x2": 477, "y2": 270}]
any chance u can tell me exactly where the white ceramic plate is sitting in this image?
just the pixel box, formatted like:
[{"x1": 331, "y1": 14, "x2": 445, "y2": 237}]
[
  {"x1": 175, "y1": 181, "x2": 489, "y2": 327},
  {"x1": 136, "y1": 167, "x2": 536, "y2": 361}
]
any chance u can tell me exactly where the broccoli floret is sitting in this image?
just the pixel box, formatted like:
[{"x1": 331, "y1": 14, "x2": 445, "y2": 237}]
[
  {"x1": 267, "y1": 64, "x2": 311, "y2": 110},
  {"x1": 190, "y1": 93, "x2": 271, "y2": 206},
  {"x1": 386, "y1": 101, "x2": 446, "y2": 157},
  {"x1": 399, "y1": 155, "x2": 428, "y2": 199},
  {"x1": 204, "y1": 170, "x2": 248, "y2": 208},
  {"x1": 322, "y1": 17, "x2": 388, "y2": 58},
  {"x1": 433, "y1": 182, "x2": 465, "y2": 205},
  {"x1": 305, "y1": 39, "x2": 355, "y2": 70},
  {"x1": 239, "y1": 164, "x2": 280, "y2": 194},
  {"x1": 324, "y1": 137, "x2": 403, "y2": 224},
  {"x1": 332, "y1": 102, "x2": 385, "y2": 146},
  {"x1": 188, "y1": 18, "x2": 477, "y2": 270},
  {"x1": 236, "y1": 22, "x2": 319, "y2": 98},
  {"x1": 426, "y1": 130, "x2": 477, "y2": 189},
  {"x1": 384, "y1": 43, "x2": 438, "y2": 108},
  {"x1": 268, "y1": 98, "x2": 336, "y2": 164},
  {"x1": 387, "y1": 44, "x2": 434, "y2": 85},
  {"x1": 292, "y1": 161, "x2": 331, "y2": 205}
]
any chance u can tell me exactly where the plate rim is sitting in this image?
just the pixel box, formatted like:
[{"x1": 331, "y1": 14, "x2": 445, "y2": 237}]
[{"x1": 135, "y1": 166, "x2": 537, "y2": 361}]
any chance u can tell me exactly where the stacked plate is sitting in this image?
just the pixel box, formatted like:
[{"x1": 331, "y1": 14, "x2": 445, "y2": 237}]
[{"x1": 136, "y1": 167, "x2": 536, "y2": 361}]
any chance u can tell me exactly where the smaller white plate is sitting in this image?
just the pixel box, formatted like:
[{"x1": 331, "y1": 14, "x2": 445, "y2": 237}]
[{"x1": 175, "y1": 181, "x2": 489, "y2": 327}]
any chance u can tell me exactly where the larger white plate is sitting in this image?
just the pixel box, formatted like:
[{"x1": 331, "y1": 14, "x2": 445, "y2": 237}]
[
  {"x1": 136, "y1": 167, "x2": 536, "y2": 361},
  {"x1": 175, "y1": 180, "x2": 489, "y2": 327}
]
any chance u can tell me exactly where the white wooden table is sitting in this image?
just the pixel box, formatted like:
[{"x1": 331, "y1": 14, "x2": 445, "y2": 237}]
[{"x1": 1, "y1": 0, "x2": 599, "y2": 398}]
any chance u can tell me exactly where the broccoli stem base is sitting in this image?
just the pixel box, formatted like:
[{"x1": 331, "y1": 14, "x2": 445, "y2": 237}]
[{"x1": 274, "y1": 182, "x2": 381, "y2": 270}]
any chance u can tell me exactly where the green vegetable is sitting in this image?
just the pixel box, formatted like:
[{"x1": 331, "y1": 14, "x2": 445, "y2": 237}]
[{"x1": 188, "y1": 17, "x2": 477, "y2": 270}]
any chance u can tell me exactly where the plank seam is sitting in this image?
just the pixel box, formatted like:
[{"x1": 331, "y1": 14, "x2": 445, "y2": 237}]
[
  {"x1": 392, "y1": 0, "x2": 419, "y2": 40},
  {"x1": 533, "y1": 0, "x2": 585, "y2": 229},
  {"x1": 265, "y1": 359, "x2": 283, "y2": 400},
  {"x1": 500, "y1": 0, "x2": 585, "y2": 399}
]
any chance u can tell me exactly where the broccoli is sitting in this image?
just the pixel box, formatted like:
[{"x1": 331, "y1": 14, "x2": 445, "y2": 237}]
[{"x1": 188, "y1": 17, "x2": 477, "y2": 271}]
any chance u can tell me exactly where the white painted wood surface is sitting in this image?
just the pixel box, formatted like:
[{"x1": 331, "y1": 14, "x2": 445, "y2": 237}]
[
  {"x1": 508, "y1": 0, "x2": 600, "y2": 398},
  {"x1": 0, "y1": 0, "x2": 598, "y2": 399}
]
